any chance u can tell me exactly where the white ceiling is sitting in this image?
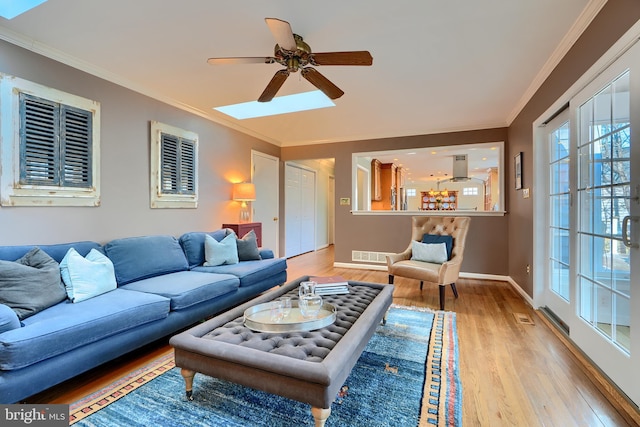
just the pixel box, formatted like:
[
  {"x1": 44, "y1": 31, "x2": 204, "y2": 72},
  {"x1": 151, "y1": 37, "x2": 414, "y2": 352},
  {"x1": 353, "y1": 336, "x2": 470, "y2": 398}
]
[{"x1": 0, "y1": 0, "x2": 600, "y2": 147}]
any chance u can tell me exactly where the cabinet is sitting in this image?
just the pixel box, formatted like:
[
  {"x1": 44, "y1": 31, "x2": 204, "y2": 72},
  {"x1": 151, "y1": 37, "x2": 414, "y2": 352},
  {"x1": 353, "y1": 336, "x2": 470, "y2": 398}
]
[
  {"x1": 420, "y1": 191, "x2": 458, "y2": 211},
  {"x1": 371, "y1": 159, "x2": 382, "y2": 201},
  {"x1": 222, "y1": 222, "x2": 262, "y2": 247},
  {"x1": 371, "y1": 163, "x2": 397, "y2": 210}
]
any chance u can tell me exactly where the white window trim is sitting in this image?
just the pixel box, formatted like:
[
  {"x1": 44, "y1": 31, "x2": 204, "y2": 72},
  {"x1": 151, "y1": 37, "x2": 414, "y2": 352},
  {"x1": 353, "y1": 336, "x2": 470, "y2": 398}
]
[
  {"x1": 0, "y1": 74, "x2": 101, "y2": 207},
  {"x1": 150, "y1": 120, "x2": 198, "y2": 209}
]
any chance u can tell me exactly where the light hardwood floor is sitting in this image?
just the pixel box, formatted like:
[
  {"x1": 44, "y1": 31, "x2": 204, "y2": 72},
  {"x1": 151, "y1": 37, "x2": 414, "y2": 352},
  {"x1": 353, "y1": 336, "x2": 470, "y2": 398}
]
[{"x1": 28, "y1": 246, "x2": 637, "y2": 426}]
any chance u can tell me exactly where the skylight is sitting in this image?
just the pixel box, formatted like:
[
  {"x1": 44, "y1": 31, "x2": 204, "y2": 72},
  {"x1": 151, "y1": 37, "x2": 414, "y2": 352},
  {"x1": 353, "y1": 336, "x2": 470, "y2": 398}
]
[
  {"x1": 214, "y1": 91, "x2": 335, "y2": 120},
  {"x1": 0, "y1": 0, "x2": 47, "y2": 19}
]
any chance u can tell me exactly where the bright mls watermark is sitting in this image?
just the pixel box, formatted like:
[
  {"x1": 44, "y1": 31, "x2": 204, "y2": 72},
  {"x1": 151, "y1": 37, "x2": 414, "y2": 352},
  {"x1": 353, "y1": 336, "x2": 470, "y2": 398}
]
[{"x1": 0, "y1": 405, "x2": 68, "y2": 426}]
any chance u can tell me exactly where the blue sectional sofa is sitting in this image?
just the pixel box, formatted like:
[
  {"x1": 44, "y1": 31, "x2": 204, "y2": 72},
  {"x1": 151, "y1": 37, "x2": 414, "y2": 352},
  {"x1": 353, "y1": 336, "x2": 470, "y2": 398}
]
[{"x1": 0, "y1": 229, "x2": 287, "y2": 403}]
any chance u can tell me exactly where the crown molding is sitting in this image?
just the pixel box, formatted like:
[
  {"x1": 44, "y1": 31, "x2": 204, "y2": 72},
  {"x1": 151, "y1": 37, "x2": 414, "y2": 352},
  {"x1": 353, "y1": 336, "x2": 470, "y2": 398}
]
[
  {"x1": 0, "y1": 25, "x2": 283, "y2": 147},
  {"x1": 506, "y1": 0, "x2": 608, "y2": 125}
]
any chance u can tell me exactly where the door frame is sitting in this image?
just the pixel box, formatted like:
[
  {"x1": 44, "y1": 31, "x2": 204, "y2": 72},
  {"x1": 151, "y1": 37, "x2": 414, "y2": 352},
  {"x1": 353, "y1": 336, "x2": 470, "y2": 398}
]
[
  {"x1": 251, "y1": 150, "x2": 280, "y2": 255},
  {"x1": 533, "y1": 21, "x2": 640, "y2": 406}
]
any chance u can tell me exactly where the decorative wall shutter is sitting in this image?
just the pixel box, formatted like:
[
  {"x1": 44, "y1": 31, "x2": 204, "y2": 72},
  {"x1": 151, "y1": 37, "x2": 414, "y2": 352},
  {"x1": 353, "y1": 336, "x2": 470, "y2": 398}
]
[
  {"x1": 61, "y1": 105, "x2": 92, "y2": 187},
  {"x1": 19, "y1": 94, "x2": 59, "y2": 185},
  {"x1": 180, "y1": 139, "x2": 196, "y2": 194},
  {"x1": 160, "y1": 133, "x2": 179, "y2": 193},
  {"x1": 19, "y1": 93, "x2": 92, "y2": 187},
  {"x1": 160, "y1": 133, "x2": 195, "y2": 195}
]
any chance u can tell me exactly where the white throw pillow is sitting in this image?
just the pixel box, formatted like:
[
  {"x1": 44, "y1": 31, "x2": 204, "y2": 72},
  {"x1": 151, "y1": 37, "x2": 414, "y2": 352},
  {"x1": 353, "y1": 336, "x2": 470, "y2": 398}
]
[
  {"x1": 60, "y1": 248, "x2": 117, "y2": 303},
  {"x1": 410, "y1": 241, "x2": 448, "y2": 264},
  {"x1": 204, "y1": 233, "x2": 239, "y2": 266}
]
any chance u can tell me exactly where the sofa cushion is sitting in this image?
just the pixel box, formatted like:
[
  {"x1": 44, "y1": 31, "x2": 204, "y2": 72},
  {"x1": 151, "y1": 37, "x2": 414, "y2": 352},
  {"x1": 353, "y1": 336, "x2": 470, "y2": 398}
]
[
  {"x1": 0, "y1": 304, "x2": 20, "y2": 334},
  {"x1": 104, "y1": 235, "x2": 189, "y2": 285},
  {"x1": 192, "y1": 257, "x2": 287, "y2": 288},
  {"x1": 0, "y1": 288, "x2": 170, "y2": 370},
  {"x1": 179, "y1": 230, "x2": 230, "y2": 269},
  {"x1": 0, "y1": 241, "x2": 102, "y2": 264},
  {"x1": 236, "y1": 230, "x2": 261, "y2": 261},
  {"x1": 204, "y1": 234, "x2": 239, "y2": 267},
  {"x1": 119, "y1": 271, "x2": 239, "y2": 311},
  {"x1": 0, "y1": 248, "x2": 67, "y2": 320},
  {"x1": 60, "y1": 248, "x2": 118, "y2": 303}
]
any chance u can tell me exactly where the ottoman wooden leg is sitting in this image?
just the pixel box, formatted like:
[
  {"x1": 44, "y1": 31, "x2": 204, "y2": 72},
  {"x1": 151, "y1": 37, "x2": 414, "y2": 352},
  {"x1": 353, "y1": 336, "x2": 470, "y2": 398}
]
[
  {"x1": 311, "y1": 407, "x2": 331, "y2": 427},
  {"x1": 181, "y1": 368, "x2": 196, "y2": 401}
]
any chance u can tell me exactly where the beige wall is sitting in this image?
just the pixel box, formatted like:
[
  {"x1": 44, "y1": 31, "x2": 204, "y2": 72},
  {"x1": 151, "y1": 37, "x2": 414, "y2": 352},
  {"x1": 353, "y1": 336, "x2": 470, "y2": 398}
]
[
  {"x1": 282, "y1": 128, "x2": 510, "y2": 275},
  {"x1": 283, "y1": 0, "x2": 640, "y2": 290},
  {"x1": 507, "y1": 0, "x2": 640, "y2": 296},
  {"x1": 0, "y1": 40, "x2": 280, "y2": 245}
]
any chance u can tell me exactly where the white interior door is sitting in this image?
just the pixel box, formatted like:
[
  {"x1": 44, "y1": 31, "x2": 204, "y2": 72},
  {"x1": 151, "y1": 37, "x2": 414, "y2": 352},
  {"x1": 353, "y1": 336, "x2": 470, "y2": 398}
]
[
  {"x1": 251, "y1": 151, "x2": 279, "y2": 254},
  {"x1": 285, "y1": 163, "x2": 316, "y2": 257}
]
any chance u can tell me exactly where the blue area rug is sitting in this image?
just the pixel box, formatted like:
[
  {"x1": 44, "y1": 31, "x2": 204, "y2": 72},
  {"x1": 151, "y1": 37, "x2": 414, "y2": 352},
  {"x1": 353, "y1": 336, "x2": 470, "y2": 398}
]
[{"x1": 71, "y1": 306, "x2": 461, "y2": 427}]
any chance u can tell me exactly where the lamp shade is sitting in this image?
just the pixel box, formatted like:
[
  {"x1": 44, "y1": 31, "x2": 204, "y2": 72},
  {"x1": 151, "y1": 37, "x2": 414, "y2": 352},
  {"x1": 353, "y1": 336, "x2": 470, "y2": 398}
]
[{"x1": 232, "y1": 182, "x2": 256, "y2": 201}]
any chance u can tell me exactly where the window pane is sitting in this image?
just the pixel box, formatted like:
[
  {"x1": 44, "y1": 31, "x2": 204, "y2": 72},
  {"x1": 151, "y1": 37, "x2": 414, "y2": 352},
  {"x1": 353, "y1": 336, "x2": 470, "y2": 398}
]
[
  {"x1": 612, "y1": 71, "x2": 630, "y2": 129},
  {"x1": 593, "y1": 85, "x2": 612, "y2": 139},
  {"x1": 551, "y1": 122, "x2": 570, "y2": 162},
  {"x1": 551, "y1": 259, "x2": 570, "y2": 301},
  {"x1": 595, "y1": 285, "x2": 612, "y2": 339},
  {"x1": 580, "y1": 277, "x2": 593, "y2": 323},
  {"x1": 614, "y1": 293, "x2": 631, "y2": 352},
  {"x1": 551, "y1": 227, "x2": 569, "y2": 266}
]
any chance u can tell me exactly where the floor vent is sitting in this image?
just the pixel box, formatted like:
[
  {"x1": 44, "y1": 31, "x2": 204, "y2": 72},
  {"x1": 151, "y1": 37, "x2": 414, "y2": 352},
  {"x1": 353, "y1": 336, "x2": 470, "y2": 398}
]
[
  {"x1": 351, "y1": 250, "x2": 392, "y2": 264},
  {"x1": 513, "y1": 312, "x2": 535, "y2": 325}
]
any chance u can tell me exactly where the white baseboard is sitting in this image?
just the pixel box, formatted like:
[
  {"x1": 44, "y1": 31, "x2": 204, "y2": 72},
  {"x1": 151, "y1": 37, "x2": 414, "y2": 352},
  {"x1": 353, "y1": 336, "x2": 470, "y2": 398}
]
[{"x1": 333, "y1": 262, "x2": 534, "y2": 307}]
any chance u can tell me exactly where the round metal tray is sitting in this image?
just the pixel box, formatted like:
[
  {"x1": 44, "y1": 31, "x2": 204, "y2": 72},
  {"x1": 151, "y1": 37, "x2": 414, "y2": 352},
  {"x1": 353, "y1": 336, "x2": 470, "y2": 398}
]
[{"x1": 243, "y1": 301, "x2": 337, "y2": 333}]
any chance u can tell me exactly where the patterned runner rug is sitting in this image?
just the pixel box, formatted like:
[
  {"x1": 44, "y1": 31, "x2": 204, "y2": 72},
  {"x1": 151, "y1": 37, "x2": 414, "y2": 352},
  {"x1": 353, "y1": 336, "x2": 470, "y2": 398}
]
[{"x1": 70, "y1": 305, "x2": 461, "y2": 426}]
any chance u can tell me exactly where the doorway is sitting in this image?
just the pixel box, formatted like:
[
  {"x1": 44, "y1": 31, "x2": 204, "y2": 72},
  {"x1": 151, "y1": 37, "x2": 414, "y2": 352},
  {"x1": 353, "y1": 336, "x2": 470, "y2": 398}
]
[
  {"x1": 251, "y1": 151, "x2": 279, "y2": 254},
  {"x1": 535, "y1": 39, "x2": 640, "y2": 406}
]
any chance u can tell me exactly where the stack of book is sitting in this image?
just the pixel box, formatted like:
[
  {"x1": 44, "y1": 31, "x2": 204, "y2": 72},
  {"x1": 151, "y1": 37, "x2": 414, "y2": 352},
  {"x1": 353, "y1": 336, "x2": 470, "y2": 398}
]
[{"x1": 309, "y1": 276, "x2": 349, "y2": 295}]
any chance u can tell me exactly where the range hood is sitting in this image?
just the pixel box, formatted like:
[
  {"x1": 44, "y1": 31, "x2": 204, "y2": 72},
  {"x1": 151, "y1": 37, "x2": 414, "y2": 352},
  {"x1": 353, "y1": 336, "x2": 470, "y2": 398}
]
[{"x1": 451, "y1": 154, "x2": 470, "y2": 182}]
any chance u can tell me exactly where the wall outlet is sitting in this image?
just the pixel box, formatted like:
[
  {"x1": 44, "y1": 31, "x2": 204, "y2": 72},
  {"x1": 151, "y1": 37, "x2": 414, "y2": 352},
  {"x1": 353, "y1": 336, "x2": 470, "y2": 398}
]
[
  {"x1": 526, "y1": 264, "x2": 531, "y2": 275},
  {"x1": 523, "y1": 188, "x2": 530, "y2": 198}
]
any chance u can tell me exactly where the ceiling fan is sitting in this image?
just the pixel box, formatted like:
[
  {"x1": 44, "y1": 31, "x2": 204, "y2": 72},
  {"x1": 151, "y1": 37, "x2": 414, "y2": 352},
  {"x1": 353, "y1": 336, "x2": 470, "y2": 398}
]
[{"x1": 207, "y1": 18, "x2": 373, "y2": 102}]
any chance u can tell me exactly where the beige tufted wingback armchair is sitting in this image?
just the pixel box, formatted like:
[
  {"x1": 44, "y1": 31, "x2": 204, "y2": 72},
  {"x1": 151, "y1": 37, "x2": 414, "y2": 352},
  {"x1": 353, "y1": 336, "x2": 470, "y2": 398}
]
[{"x1": 386, "y1": 216, "x2": 470, "y2": 310}]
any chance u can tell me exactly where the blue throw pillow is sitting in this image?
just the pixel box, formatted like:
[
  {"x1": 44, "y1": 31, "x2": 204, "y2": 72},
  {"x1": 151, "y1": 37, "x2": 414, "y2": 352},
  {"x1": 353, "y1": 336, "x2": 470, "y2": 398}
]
[
  {"x1": 204, "y1": 234, "x2": 239, "y2": 266},
  {"x1": 421, "y1": 234, "x2": 453, "y2": 260},
  {"x1": 60, "y1": 248, "x2": 117, "y2": 303}
]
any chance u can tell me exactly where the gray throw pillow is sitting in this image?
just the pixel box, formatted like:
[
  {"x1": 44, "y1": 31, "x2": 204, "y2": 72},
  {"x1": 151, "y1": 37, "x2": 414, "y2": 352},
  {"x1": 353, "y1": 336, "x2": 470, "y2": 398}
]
[
  {"x1": 0, "y1": 247, "x2": 67, "y2": 320},
  {"x1": 236, "y1": 230, "x2": 261, "y2": 261}
]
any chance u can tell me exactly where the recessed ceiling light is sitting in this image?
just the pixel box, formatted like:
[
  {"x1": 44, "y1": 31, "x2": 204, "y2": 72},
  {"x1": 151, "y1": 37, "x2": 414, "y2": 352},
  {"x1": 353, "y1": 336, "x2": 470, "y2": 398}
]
[
  {"x1": 214, "y1": 90, "x2": 335, "y2": 120},
  {"x1": 0, "y1": 0, "x2": 47, "y2": 19}
]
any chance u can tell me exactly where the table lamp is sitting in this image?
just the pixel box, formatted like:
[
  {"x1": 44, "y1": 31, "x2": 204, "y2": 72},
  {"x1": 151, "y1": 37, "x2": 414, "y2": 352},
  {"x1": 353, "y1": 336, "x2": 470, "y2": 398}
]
[{"x1": 232, "y1": 182, "x2": 256, "y2": 223}]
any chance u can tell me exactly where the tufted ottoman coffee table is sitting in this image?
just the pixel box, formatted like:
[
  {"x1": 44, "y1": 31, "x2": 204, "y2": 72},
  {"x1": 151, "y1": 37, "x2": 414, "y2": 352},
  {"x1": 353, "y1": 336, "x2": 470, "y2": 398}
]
[{"x1": 169, "y1": 276, "x2": 394, "y2": 427}]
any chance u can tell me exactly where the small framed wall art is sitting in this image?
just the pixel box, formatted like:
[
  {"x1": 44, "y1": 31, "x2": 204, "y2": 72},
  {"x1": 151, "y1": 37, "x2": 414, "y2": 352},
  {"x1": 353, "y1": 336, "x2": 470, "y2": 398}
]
[{"x1": 514, "y1": 152, "x2": 523, "y2": 190}]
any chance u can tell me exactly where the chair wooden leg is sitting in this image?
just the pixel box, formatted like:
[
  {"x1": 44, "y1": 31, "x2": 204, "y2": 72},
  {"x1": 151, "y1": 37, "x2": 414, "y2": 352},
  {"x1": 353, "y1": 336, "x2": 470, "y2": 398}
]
[
  {"x1": 388, "y1": 275, "x2": 394, "y2": 284},
  {"x1": 451, "y1": 282, "x2": 459, "y2": 298},
  {"x1": 439, "y1": 286, "x2": 445, "y2": 310},
  {"x1": 420, "y1": 281, "x2": 424, "y2": 290}
]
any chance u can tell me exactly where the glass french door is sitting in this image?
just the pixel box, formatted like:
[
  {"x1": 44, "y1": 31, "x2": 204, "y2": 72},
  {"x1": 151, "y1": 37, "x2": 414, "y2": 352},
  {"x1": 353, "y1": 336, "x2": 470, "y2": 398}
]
[
  {"x1": 542, "y1": 40, "x2": 640, "y2": 406},
  {"x1": 544, "y1": 109, "x2": 573, "y2": 323}
]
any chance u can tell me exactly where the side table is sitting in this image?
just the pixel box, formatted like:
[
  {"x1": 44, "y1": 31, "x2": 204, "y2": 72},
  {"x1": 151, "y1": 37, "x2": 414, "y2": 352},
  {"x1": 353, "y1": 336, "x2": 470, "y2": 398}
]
[{"x1": 222, "y1": 222, "x2": 262, "y2": 247}]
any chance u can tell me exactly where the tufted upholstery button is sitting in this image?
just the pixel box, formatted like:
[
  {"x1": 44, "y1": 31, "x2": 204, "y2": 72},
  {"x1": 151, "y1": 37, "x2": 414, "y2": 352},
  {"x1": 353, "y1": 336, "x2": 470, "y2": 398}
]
[{"x1": 202, "y1": 285, "x2": 382, "y2": 362}]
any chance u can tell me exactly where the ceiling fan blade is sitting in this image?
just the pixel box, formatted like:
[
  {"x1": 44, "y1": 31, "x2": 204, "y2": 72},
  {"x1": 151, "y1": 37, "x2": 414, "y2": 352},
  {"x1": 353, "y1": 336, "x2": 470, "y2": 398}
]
[
  {"x1": 301, "y1": 67, "x2": 344, "y2": 100},
  {"x1": 265, "y1": 18, "x2": 297, "y2": 51},
  {"x1": 207, "y1": 57, "x2": 276, "y2": 65},
  {"x1": 309, "y1": 51, "x2": 373, "y2": 66},
  {"x1": 258, "y1": 69, "x2": 290, "y2": 102}
]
